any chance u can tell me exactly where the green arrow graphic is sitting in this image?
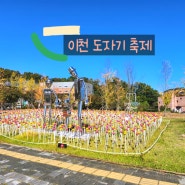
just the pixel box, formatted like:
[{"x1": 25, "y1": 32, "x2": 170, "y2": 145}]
[{"x1": 31, "y1": 33, "x2": 68, "y2": 61}]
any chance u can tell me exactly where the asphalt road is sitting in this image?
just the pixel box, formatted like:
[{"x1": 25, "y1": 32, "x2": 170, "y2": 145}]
[{"x1": 0, "y1": 143, "x2": 184, "y2": 185}]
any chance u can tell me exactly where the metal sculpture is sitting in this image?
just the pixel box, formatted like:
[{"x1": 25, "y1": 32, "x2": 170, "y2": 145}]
[
  {"x1": 43, "y1": 79, "x2": 58, "y2": 125},
  {"x1": 68, "y1": 66, "x2": 88, "y2": 129},
  {"x1": 126, "y1": 83, "x2": 139, "y2": 112}
]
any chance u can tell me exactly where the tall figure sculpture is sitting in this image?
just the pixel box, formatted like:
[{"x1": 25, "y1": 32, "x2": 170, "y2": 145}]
[
  {"x1": 68, "y1": 67, "x2": 88, "y2": 129},
  {"x1": 43, "y1": 79, "x2": 58, "y2": 126}
]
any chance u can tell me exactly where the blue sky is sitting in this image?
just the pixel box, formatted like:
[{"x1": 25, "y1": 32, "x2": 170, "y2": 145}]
[{"x1": 0, "y1": 0, "x2": 185, "y2": 91}]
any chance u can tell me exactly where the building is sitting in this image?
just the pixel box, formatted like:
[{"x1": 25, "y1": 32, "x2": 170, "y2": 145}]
[
  {"x1": 51, "y1": 82, "x2": 74, "y2": 94},
  {"x1": 51, "y1": 82, "x2": 93, "y2": 95},
  {"x1": 158, "y1": 88, "x2": 185, "y2": 112}
]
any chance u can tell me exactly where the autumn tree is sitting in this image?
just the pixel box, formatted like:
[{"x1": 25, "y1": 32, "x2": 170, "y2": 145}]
[
  {"x1": 0, "y1": 68, "x2": 5, "y2": 83},
  {"x1": 102, "y1": 69, "x2": 116, "y2": 110},
  {"x1": 161, "y1": 90, "x2": 172, "y2": 112},
  {"x1": 103, "y1": 79, "x2": 115, "y2": 110},
  {"x1": 10, "y1": 71, "x2": 20, "y2": 87},
  {"x1": 17, "y1": 76, "x2": 27, "y2": 95},
  {"x1": 24, "y1": 78, "x2": 37, "y2": 107},
  {"x1": 101, "y1": 68, "x2": 126, "y2": 110},
  {"x1": 34, "y1": 83, "x2": 44, "y2": 108},
  {"x1": 111, "y1": 77, "x2": 126, "y2": 110}
]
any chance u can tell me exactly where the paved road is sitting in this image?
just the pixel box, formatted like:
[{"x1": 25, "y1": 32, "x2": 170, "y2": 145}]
[{"x1": 0, "y1": 143, "x2": 184, "y2": 185}]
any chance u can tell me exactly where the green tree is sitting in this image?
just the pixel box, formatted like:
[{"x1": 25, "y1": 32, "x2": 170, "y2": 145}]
[
  {"x1": 136, "y1": 83, "x2": 159, "y2": 111},
  {"x1": 86, "y1": 79, "x2": 103, "y2": 109},
  {"x1": 138, "y1": 101, "x2": 150, "y2": 111},
  {"x1": 22, "y1": 72, "x2": 42, "y2": 83},
  {"x1": 0, "y1": 68, "x2": 20, "y2": 79},
  {"x1": 23, "y1": 90, "x2": 36, "y2": 107},
  {"x1": 0, "y1": 86, "x2": 21, "y2": 108},
  {"x1": 52, "y1": 77, "x2": 68, "y2": 82}
]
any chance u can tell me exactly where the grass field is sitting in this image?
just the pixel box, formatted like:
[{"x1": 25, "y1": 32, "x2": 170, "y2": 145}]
[{"x1": 0, "y1": 114, "x2": 185, "y2": 174}]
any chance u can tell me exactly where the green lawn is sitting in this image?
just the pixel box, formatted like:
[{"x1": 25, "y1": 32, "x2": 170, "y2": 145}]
[
  {"x1": 141, "y1": 118, "x2": 185, "y2": 173},
  {"x1": 1, "y1": 118, "x2": 185, "y2": 174}
]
